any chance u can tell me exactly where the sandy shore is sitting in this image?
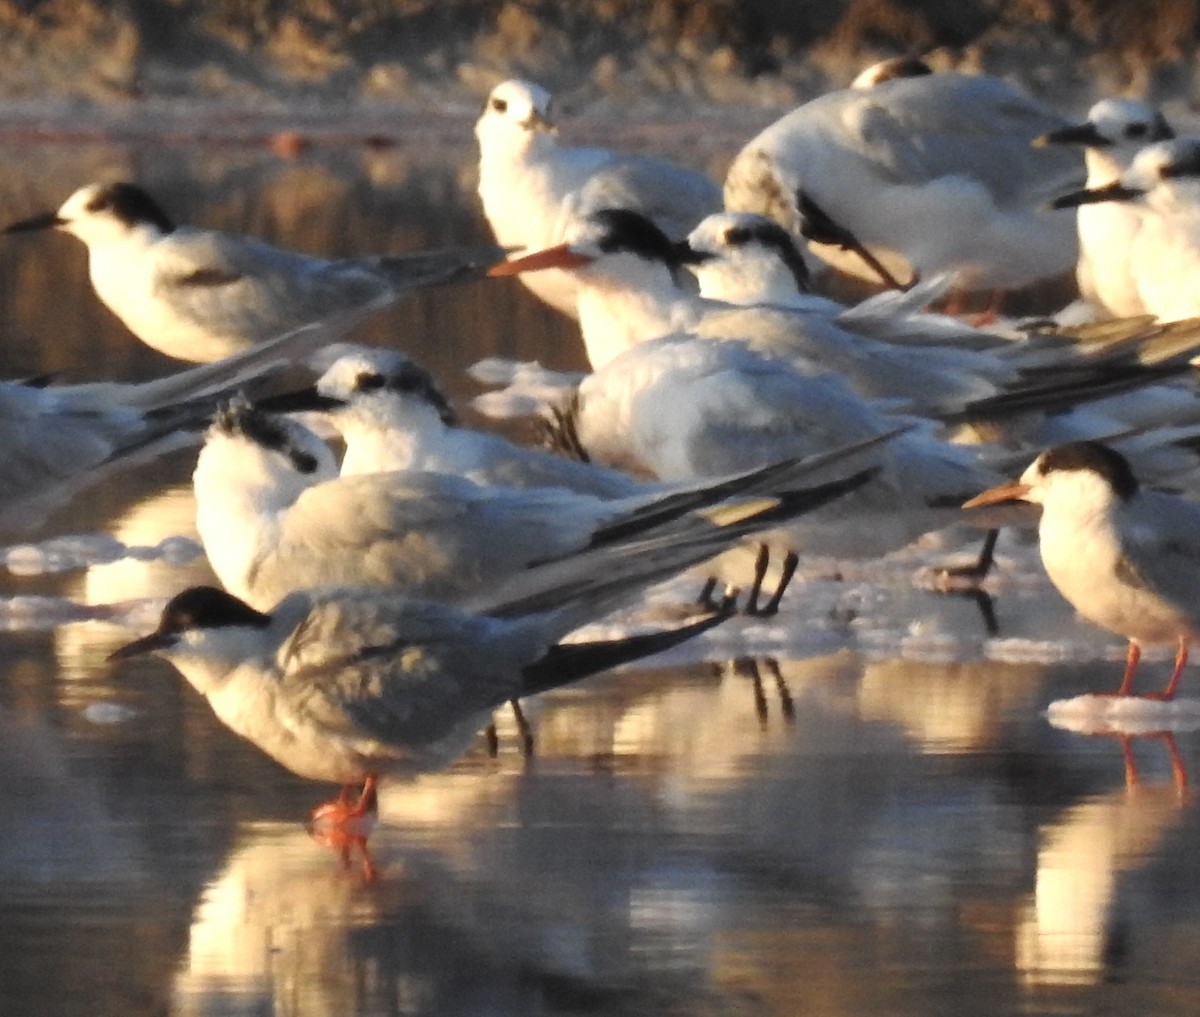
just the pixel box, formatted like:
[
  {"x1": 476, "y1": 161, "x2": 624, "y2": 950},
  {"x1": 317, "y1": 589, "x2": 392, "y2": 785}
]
[{"x1": 2, "y1": 0, "x2": 1199, "y2": 125}]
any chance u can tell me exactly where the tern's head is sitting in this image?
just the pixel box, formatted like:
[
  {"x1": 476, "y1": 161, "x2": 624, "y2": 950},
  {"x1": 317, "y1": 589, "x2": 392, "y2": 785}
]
[
  {"x1": 964, "y1": 441, "x2": 1138, "y2": 513},
  {"x1": 108, "y1": 585, "x2": 272, "y2": 690},
  {"x1": 4, "y1": 182, "x2": 176, "y2": 247},
  {"x1": 198, "y1": 398, "x2": 337, "y2": 503},
  {"x1": 851, "y1": 56, "x2": 933, "y2": 89},
  {"x1": 316, "y1": 347, "x2": 457, "y2": 426},
  {"x1": 1036, "y1": 98, "x2": 1174, "y2": 160},
  {"x1": 679, "y1": 212, "x2": 811, "y2": 303},
  {"x1": 490, "y1": 208, "x2": 683, "y2": 281},
  {"x1": 1049, "y1": 138, "x2": 1200, "y2": 210},
  {"x1": 475, "y1": 79, "x2": 556, "y2": 151}
]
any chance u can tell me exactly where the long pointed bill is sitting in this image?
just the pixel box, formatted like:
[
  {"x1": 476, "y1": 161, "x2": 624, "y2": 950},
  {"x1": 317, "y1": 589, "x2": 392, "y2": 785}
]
[
  {"x1": 962, "y1": 481, "x2": 1032, "y2": 510},
  {"x1": 1050, "y1": 182, "x2": 1145, "y2": 210},
  {"x1": 488, "y1": 244, "x2": 595, "y2": 276},
  {"x1": 673, "y1": 240, "x2": 713, "y2": 266},
  {"x1": 1034, "y1": 123, "x2": 1109, "y2": 148},
  {"x1": 3, "y1": 211, "x2": 65, "y2": 234},
  {"x1": 107, "y1": 630, "x2": 177, "y2": 661},
  {"x1": 253, "y1": 386, "x2": 347, "y2": 414}
]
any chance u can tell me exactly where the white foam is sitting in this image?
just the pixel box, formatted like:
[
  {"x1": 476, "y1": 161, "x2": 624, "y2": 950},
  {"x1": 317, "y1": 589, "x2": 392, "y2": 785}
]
[
  {"x1": 83, "y1": 702, "x2": 140, "y2": 725},
  {"x1": 1047, "y1": 694, "x2": 1200, "y2": 735}
]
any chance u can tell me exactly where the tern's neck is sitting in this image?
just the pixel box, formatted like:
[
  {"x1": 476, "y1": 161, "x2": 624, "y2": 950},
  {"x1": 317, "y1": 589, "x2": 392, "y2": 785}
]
[
  {"x1": 192, "y1": 440, "x2": 311, "y2": 602},
  {"x1": 479, "y1": 128, "x2": 555, "y2": 169},
  {"x1": 576, "y1": 264, "x2": 695, "y2": 370},
  {"x1": 1083, "y1": 147, "x2": 1131, "y2": 185},
  {"x1": 338, "y1": 399, "x2": 448, "y2": 475},
  {"x1": 694, "y1": 259, "x2": 804, "y2": 307}
]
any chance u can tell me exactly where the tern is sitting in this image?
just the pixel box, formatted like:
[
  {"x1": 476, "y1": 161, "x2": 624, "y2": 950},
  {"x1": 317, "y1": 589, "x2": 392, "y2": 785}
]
[
  {"x1": 1052, "y1": 139, "x2": 1200, "y2": 324},
  {"x1": 549, "y1": 333, "x2": 1000, "y2": 562},
  {"x1": 106, "y1": 509, "x2": 781, "y2": 826},
  {"x1": 965, "y1": 441, "x2": 1200, "y2": 699},
  {"x1": 0, "y1": 304, "x2": 377, "y2": 532},
  {"x1": 493, "y1": 208, "x2": 1200, "y2": 433},
  {"x1": 268, "y1": 344, "x2": 644, "y2": 498},
  {"x1": 475, "y1": 78, "x2": 721, "y2": 318},
  {"x1": 1038, "y1": 98, "x2": 1174, "y2": 318},
  {"x1": 722, "y1": 69, "x2": 1082, "y2": 295},
  {"x1": 3, "y1": 182, "x2": 504, "y2": 363},
  {"x1": 193, "y1": 398, "x2": 881, "y2": 612}
]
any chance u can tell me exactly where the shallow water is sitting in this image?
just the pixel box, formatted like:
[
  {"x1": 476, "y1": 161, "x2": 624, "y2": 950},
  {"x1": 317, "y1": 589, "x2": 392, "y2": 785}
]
[{"x1": 1, "y1": 131, "x2": 1200, "y2": 1017}]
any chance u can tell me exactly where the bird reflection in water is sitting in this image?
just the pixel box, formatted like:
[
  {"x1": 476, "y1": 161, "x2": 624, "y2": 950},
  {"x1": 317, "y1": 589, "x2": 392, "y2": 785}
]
[{"x1": 1018, "y1": 722, "x2": 1193, "y2": 987}]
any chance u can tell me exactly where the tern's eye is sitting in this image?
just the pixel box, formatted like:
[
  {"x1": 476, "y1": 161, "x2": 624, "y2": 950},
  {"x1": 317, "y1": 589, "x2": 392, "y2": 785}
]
[
  {"x1": 353, "y1": 371, "x2": 386, "y2": 393},
  {"x1": 1127, "y1": 122, "x2": 1147, "y2": 138},
  {"x1": 492, "y1": 97, "x2": 508, "y2": 114},
  {"x1": 85, "y1": 192, "x2": 113, "y2": 213},
  {"x1": 724, "y1": 227, "x2": 751, "y2": 247}
]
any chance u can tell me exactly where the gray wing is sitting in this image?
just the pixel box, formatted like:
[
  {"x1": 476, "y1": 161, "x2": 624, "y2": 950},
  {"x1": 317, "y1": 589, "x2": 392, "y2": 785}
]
[
  {"x1": 151, "y1": 229, "x2": 391, "y2": 343},
  {"x1": 274, "y1": 593, "x2": 532, "y2": 746},
  {"x1": 253, "y1": 471, "x2": 613, "y2": 605},
  {"x1": 1116, "y1": 492, "x2": 1200, "y2": 617}
]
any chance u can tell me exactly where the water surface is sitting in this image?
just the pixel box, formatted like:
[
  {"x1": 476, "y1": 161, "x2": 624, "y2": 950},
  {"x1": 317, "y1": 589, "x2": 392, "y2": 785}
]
[{"x1": 0, "y1": 130, "x2": 1199, "y2": 1017}]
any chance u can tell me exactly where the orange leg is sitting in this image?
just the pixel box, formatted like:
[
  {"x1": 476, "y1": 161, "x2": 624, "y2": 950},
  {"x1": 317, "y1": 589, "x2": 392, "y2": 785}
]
[
  {"x1": 311, "y1": 774, "x2": 379, "y2": 825},
  {"x1": 1114, "y1": 642, "x2": 1141, "y2": 696},
  {"x1": 1156, "y1": 731, "x2": 1189, "y2": 790},
  {"x1": 1147, "y1": 638, "x2": 1189, "y2": 702}
]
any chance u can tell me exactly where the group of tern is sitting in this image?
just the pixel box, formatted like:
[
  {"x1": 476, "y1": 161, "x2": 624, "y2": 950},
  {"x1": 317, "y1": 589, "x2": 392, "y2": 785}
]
[{"x1": 7, "y1": 57, "x2": 1200, "y2": 838}]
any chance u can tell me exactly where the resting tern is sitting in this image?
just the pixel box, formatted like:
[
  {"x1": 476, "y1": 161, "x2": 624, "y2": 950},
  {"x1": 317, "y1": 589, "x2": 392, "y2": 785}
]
[
  {"x1": 106, "y1": 512, "x2": 770, "y2": 826},
  {"x1": 494, "y1": 208, "x2": 1200, "y2": 433},
  {"x1": 266, "y1": 344, "x2": 645, "y2": 498},
  {"x1": 1053, "y1": 139, "x2": 1200, "y2": 323},
  {"x1": 551, "y1": 333, "x2": 999, "y2": 561},
  {"x1": 3, "y1": 182, "x2": 503, "y2": 363},
  {"x1": 722, "y1": 69, "x2": 1082, "y2": 293},
  {"x1": 965, "y1": 441, "x2": 1200, "y2": 700},
  {"x1": 1038, "y1": 98, "x2": 1174, "y2": 318},
  {"x1": 475, "y1": 78, "x2": 721, "y2": 318},
  {"x1": 193, "y1": 399, "x2": 879, "y2": 612},
  {"x1": 0, "y1": 304, "x2": 376, "y2": 533}
]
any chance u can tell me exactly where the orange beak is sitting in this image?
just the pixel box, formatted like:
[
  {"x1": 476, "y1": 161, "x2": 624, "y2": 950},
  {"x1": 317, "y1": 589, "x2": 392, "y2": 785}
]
[
  {"x1": 488, "y1": 243, "x2": 595, "y2": 276},
  {"x1": 962, "y1": 480, "x2": 1032, "y2": 510}
]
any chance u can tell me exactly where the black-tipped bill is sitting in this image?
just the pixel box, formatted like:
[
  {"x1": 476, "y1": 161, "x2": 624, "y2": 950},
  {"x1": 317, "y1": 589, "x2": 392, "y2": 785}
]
[
  {"x1": 1035, "y1": 123, "x2": 1109, "y2": 148},
  {"x1": 672, "y1": 240, "x2": 714, "y2": 266},
  {"x1": 3, "y1": 211, "x2": 65, "y2": 234},
  {"x1": 107, "y1": 630, "x2": 178, "y2": 661},
  {"x1": 1049, "y1": 182, "x2": 1145, "y2": 210},
  {"x1": 253, "y1": 387, "x2": 347, "y2": 415}
]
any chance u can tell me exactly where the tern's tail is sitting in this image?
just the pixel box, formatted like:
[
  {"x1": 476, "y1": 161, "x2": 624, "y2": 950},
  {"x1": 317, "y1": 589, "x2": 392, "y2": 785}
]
[
  {"x1": 367, "y1": 244, "x2": 509, "y2": 296},
  {"x1": 473, "y1": 464, "x2": 877, "y2": 638},
  {"x1": 519, "y1": 606, "x2": 733, "y2": 696}
]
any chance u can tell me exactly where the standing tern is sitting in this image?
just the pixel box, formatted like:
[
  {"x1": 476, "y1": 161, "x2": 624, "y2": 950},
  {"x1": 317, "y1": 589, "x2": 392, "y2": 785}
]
[
  {"x1": 722, "y1": 69, "x2": 1082, "y2": 295},
  {"x1": 1052, "y1": 139, "x2": 1200, "y2": 323},
  {"x1": 193, "y1": 399, "x2": 880, "y2": 612},
  {"x1": 965, "y1": 441, "x2": 1200, "y2": 699},
  {"x1": 475, "y1": 78, "x2": 721, "y2": 318},
  {"x1": 3, "y1": 182, "x2": 504, "y2": 363},
  {"x1": 1038, "y1": 98, "x2": 1174, "y2": 318},
  {"x1": 106, "y1": 511, "x2": 774, "y2": 827}
]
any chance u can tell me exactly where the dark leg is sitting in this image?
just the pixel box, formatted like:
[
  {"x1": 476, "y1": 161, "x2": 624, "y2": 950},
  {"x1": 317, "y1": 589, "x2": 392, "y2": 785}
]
[
  {"x1": 743, "y1": 544, "x2": 771, "y2": 615},
  {"x1": 754, "y1": 551, "x2": 800, "y2": 617},
  {"x1": 762, "y1": 658, "x2": 795, "y2": 722},
  {"x1": 511, "y1": 699, "x2": 534, "y2": 756},
  {"x1": 935, "y1": 529, "x2": 999, "y2": 589}
]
